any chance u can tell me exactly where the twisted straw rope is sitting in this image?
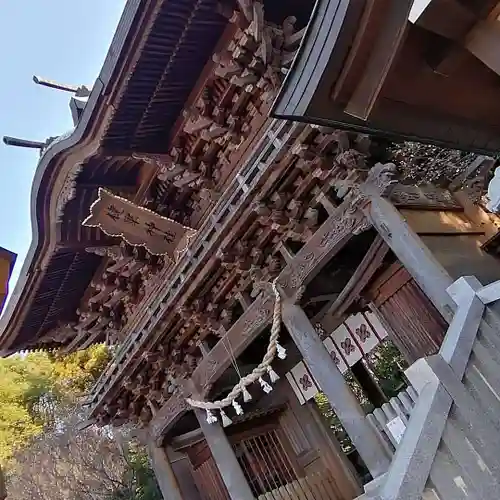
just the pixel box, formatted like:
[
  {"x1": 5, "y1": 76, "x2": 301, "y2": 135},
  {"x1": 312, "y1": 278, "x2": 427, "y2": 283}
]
[{"x1": 186, "y1": 281, "x2": 282, "y2": 410}]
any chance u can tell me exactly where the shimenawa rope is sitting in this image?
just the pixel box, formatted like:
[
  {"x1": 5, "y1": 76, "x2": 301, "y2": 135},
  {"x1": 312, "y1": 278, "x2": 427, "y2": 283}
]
[{"x1": 186, "y1": 280, "x2": 286, "y2": 425}]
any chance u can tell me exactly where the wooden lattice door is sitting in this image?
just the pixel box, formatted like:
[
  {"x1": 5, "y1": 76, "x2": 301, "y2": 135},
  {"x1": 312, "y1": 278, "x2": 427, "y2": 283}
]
[
  {"x1": 233, "y1": 426, "x2": 301, "y2": 498},
  {"x1": 186, "y1": 415, "x2": 348, "y2": 500},
  {"x1": 187, "y1": 425, "x2": 301, "y2": 500}
]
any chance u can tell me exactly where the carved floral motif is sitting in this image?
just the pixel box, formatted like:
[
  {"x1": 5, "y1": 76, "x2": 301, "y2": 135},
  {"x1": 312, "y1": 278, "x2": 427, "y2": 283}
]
[
  {"x1": 298, "y1": 373, "x2": 313, "y2": 391},
  {"x1": 355, "y1": 324, "x2": 371, "y2": 343},
  {"x1": 56, "y1": 163, "x2": 83, "y2": 221}
]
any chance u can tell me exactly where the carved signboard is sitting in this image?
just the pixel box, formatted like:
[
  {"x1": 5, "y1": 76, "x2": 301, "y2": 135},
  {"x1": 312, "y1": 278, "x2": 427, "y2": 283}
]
[
  {"x1": 83, "y1": 188, "x2": 196, "y2": 259},
  {"x1": 389, "y1": 185, "x2": 462, "y2": 210}
]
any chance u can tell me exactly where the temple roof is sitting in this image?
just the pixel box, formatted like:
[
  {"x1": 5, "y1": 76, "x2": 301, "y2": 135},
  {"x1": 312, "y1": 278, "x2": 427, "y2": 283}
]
[
  {"x1": 0, "y1": 247, "x2": 17, "y2": 316},
  {"x1": 0, "y1": 0, "x2": 229, "y2": 354}
]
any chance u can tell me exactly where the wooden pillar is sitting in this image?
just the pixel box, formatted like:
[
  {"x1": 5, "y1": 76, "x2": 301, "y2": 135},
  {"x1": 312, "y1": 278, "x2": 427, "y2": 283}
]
[
  {"x1": 194, "y1": 408, "x2": 255, "y2": 500},
  {"x1": 148, "y1": 442, "x2": 185, "y2": 500},
  {"x1": 281, "y1": 302, "x2": 391, "y2": 478},
  {"x1": 367, "y1": 195, "x2": 455, "y2": 322}
]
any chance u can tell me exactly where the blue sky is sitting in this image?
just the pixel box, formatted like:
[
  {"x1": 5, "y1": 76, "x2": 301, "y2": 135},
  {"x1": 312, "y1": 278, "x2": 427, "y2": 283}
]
[{"x1": 0, "y1": 1, "x2": 125, "y2": 290}]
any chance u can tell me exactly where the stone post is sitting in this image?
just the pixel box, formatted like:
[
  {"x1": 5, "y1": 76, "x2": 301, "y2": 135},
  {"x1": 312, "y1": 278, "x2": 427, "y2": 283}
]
[
  {"x1": 194, "y1": 408, "x2": 255, "y2": 500},
  {"x1": 282, "y1": 302, "x2": 391, "y2": 478}
]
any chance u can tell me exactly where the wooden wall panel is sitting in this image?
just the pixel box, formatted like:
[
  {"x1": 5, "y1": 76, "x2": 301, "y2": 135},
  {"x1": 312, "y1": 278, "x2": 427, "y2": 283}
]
[
  {"x1": 279, "y1": 384, "x2": 361, "y2": 499},
  {"x1": 188, "y1": 442, "x2": 230, "y2": 500},
  {"x1": 365, "y1": 262, "x2": 447, "y2": 363},
  {"x1": 170, "y1": 451, "x2": 203, "y2": 500}
]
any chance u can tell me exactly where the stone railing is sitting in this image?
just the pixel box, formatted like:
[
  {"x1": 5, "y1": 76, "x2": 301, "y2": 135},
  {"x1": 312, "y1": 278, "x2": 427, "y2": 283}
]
[
  {"x1": 365, "y1": 386, "x2": 418, "y2": 459},
  {"x1": 361, "y1": 276, "x2": 500, "y2": 499}
]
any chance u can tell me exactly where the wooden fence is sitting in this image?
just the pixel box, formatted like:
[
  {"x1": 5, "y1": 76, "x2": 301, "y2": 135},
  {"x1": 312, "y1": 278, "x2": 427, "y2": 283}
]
[
  {"x1": 360, "y1": 276, "x2": 500, "y2": 499},
  {"x1": 257, "y1": 470, "x2": 341, "y2": 500}
]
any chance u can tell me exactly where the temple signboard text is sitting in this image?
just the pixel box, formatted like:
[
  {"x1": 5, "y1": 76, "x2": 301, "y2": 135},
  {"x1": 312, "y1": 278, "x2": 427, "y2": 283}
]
[{"x1": 83, "y1": 188, "x2": 196, "y2": 260}]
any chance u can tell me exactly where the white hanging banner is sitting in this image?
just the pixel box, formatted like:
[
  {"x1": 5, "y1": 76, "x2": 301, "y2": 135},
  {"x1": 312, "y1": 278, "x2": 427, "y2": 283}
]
[
  {"x1": 364, "y1": 311, "x2": 389, "y2": 340},
  {"x1": 323, "y1": 337, "x2": 348, "y2": 374},
  {"x1": 286, "y1": 310, "x2": 392, "y2": 405},
  {"x1": 290, "y1": 362, "x2": 319, "y2": 402},
  {"x1": 345, "y1": 313, "x2": 379, "y2": 355},
  {"x1": 285, "y1": 372, "x2": 306, "y2": 405},
  {"x1": 332, "y1": 324, "x2": 363, "y2": 366}
]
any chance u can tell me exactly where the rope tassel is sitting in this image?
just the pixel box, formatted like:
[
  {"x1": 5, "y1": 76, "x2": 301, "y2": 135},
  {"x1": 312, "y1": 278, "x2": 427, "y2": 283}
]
[
  {"x1": 276, "y1": 342, "x2": 287, "y2": 360},
  {"x1": 267, "y1": 365, "x2": 280, "y2": 383},
  {"x1": 242, "y1": 386, "x2": 252, "y2": 402},
  {"x1": 220, "y1": 409, "x2": 233, "y2": 427},
  {"x1": 233, "y1": 400, "x2": 244, "y2": 416},
  {"x1": 259, "y1": 377, "x2": 273, "y2": 394},
  {"x1": 206, "y1": 409, "x2": 218, "y2": 424}
]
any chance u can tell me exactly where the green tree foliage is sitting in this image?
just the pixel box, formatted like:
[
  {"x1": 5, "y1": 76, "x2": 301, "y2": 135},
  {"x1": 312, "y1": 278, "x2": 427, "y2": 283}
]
[
  {"x1": 111, "y1": 446, "x2": 162, "y2": 500},
  {"x1": 0, "y1": 353, "x2": 53, "y2": 464},
  {"x1": 49, "y1": 344, "x2": 110, "y2": 397},
  {"x1": 1, "y1": 345, "x2": 162, "y2": 500},
  {"x1": 365, "y1": 341, "x2": 408, "y2": 398},
  {"x1": 314, "y1": 340, "x2": 408, "y2": 453},
  {"x1": 0, "y1": 347, "x2": 110, "y2": 464}
]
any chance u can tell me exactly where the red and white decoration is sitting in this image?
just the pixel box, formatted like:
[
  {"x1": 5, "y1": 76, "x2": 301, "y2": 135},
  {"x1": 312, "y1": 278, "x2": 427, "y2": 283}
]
[{"x1": 286, "y1": 311, "x2": 389, "y2": 404}]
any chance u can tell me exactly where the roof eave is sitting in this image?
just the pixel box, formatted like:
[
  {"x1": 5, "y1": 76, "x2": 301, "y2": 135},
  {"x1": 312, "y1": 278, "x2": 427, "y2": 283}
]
[{"x1": 0, "y1": 0, "x2": 147, "y2": 354}]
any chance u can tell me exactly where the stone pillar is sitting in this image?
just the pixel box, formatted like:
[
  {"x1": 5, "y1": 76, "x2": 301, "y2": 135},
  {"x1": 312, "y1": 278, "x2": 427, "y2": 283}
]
[
  {"x1": 282, "y1": 302, "x2": 391, "y2": 478},
  {"x1": 148, "y1": 442, "x2": 184, "y2": 500},
  {"x1": 194, "y1": 408, "x2": 255, "y2": 500}
]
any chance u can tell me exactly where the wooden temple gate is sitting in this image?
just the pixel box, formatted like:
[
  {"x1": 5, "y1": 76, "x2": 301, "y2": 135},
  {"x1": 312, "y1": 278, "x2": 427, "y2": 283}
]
[
  {"x1": 178, "y1": 396, "x2": 360, "y2": 500},
  {"x1": 6, "y1": 0, "x2": 500, "y2": 499},
  {"x1": 134, "y1": 176, "x2": 500, "y2": 500}
]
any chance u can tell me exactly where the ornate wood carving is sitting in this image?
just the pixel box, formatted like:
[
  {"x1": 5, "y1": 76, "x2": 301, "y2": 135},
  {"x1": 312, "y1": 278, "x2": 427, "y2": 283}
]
[
  {"x1": 149, "y1": 390, "x2": 190, "y2": 445},
  {"x1": 389, "y1": 185, "x2": 462, "y2": 210},
  {"x1": 277, "y1": 202, "x2": 370, "y2": 299},
  {"x1": 191, "y1": 293, "x2": 274, "y2": 392},
  {"x1": 91, "y1": 122, "x2": 398, "y2": 427}
]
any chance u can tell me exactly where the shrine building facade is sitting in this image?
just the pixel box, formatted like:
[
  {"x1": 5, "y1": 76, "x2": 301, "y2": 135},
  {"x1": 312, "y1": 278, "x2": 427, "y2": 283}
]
[{"x1": 4, "y1": 1, "x2": 500, "y2": 499}]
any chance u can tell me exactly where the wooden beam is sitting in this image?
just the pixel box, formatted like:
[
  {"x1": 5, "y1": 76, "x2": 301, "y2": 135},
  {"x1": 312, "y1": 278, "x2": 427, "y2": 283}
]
[
  {"x1": 194, "y1": 409, "x2": 254, "y2": 500},
  {"x1": 190, "y1": 293, "x2": 274, "y2": 394},
  {"x1": 465, "y1": 18, "x2": 500, "y2": 75},
  {"x1": 344, "y1": 0, "x2": 413, "y2": 120},
  {"x1": 410, "y1": 0, "x2": 476, "y2": 38},
  {"x1": 149, "y1": 392, "x2": 189, "y2": 446},
  {"x1": 170, "y1": 429, "x2": 204, "y2": 451},
  {"x1": 321, "y1": 235, "x2": 388, "y2": 327},
  {"x1": 277, "y1": 199, "x2": 368, "y2": 300},
  {"x1": 147, "y1": 442, "x2": 185, "y2": 500},
  {"x1": 422, "y1": 2, "x2": 500, "y2": 75}
]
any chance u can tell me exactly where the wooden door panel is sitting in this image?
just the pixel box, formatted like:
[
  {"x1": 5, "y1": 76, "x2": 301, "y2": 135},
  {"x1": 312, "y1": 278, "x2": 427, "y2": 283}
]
[
  {"x1": 366, "y1": 262, "x2": 447, "y2": 363},
  {"x1": 191, "y1": 457, "x2": 229, "y2": 500}
]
